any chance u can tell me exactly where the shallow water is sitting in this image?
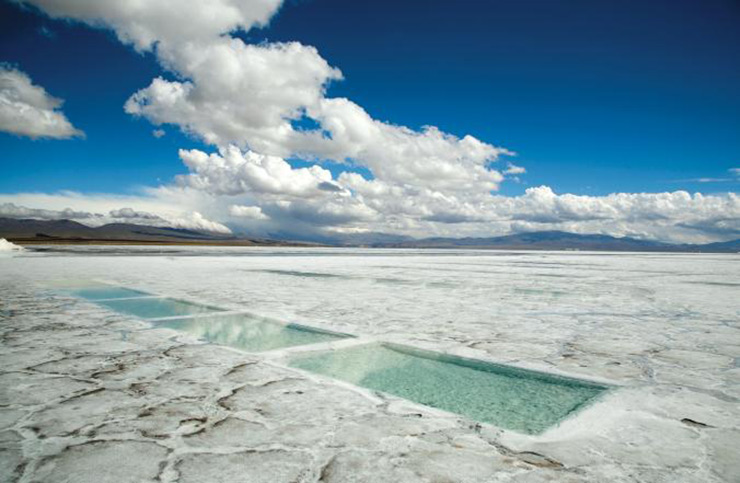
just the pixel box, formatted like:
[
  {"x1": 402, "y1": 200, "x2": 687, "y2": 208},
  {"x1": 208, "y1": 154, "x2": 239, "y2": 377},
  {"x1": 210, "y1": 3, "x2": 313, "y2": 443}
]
[
  {"x1": 65, "y1": 286, "x2": 151, "y2": 301},
  {"x1": 97, "y1": 297, "x2": 223, "y2": 319},
  {"x1": 156, "y1": 313, "x2": 347, "y2": 352},
  {"x1": 290, "y1": 343, "x2": 607, "y2": 434}
]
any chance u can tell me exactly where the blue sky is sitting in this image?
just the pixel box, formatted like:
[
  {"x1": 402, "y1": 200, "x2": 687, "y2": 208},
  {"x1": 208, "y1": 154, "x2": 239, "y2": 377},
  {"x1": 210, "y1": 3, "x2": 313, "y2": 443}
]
[
  {"x1": 261, "y1": 0, "x2": 740, "y2": 196},
  {"x1": 0, "y1": 0, "x2": 738, "y2": 242},
  {"x1": 2, "y1": 0, "x2": 739, "y2": 195}
]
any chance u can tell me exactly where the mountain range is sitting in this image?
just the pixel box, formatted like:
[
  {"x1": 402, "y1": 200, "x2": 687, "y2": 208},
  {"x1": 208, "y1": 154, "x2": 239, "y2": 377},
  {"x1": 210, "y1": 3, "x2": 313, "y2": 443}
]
[
  {"x1": 0, "y1": 218, "x2": 298, "y2": 246},
  {"x1": 363, "y1": 230, "x2": 740, "y2": 252},
  {"x1": 1, "y1": 217, "x2": 738, "y2": 252}
]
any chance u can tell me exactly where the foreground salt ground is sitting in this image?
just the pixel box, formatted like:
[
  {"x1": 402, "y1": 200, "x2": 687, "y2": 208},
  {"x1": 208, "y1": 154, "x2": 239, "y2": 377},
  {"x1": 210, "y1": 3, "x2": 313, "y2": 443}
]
[{"x1": 1, "y1": 247, "x2": 739, "y2": 482}]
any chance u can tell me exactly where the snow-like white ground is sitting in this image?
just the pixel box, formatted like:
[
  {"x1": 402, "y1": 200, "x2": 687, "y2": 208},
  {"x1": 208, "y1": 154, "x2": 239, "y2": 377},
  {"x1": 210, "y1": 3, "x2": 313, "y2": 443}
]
[
  {"x1": 1, "y1": 246, "x2": 738, "y2": 482},
  {"x1": 0, "y1": 239, "x2": 23, "y2": 252}
]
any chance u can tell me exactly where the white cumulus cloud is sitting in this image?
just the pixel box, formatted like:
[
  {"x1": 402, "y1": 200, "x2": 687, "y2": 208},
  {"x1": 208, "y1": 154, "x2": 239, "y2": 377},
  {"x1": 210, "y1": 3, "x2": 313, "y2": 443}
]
[
  {"x1": 20, "y1": 0, "x2": 509, "y2": 197},
  {"x1": 229, "y1": 204, "x2": 268, "y2": 220},
  {"x1": 504, "y1": 163, "x2": 526, "y2": 175},
  {"x1": 178, "y1": 146, "x2": 336, "y2": 198},
  {"x1": 16, "y1": 0, "x2": 282, "y2": 51},
  {"x1": 0, "y1": 202, "x2": 95, "y2": 220},
  {"x1": 0, "y1": 65, "x2": 84, "y2": 139}
]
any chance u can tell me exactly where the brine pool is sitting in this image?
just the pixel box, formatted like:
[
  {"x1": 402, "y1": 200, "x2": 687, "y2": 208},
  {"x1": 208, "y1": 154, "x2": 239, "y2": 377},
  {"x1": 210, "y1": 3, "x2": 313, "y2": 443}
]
[
  {"x1": 61, "y1": 283, "x2": 609, "y2": 434},
  {"x1": 289, "y1": 343, "x2": 607, "y2": 434},
  {"x1": 157, "y1": 314, "x2": 349, "y2": 352},
  {"x1": 66, "y1": 286, "x2": 152, "y2": 301},
  {"x1": 96, "y1": 297, "x2": 224, "y2": 320}
]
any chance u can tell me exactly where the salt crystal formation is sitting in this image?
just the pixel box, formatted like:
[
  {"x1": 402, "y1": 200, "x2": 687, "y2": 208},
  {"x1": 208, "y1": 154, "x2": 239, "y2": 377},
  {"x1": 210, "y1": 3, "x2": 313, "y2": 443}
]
[
  {"x1": 1, "y1": 247, "x2": 738, "y2": 482},
  {"x1": 0, "y1": 238, "x2": 23, "y2": 252}
]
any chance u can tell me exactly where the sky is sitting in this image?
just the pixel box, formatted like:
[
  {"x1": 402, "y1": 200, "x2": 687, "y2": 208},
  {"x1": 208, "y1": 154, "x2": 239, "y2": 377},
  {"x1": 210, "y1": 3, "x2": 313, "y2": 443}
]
[{"x1": 0, "y1": 0, "x2": 738, "y2": 243}]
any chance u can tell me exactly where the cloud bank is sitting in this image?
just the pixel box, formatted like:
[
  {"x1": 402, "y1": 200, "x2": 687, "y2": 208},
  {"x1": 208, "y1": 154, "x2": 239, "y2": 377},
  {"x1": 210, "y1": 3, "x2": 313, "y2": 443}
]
[
  {"x1": 0, "y1": 64, "x2": 84, "y2": 139},
  {"x1": 6, "y1": 0, "x2": 739, "y2": 244},
  {"x1": 2, "y1": 185, "x2": 737, "y2": 244}
]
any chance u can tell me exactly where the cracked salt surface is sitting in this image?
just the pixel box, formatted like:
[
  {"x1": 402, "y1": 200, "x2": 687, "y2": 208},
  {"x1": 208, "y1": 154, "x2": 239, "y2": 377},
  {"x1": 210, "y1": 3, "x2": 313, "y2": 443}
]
[
  {"x1": 65, "y1": 283, "x2": 606, "y2": 433},
  {"x1": 1, "y1": 246, "x2": 739, "y2": 482}
]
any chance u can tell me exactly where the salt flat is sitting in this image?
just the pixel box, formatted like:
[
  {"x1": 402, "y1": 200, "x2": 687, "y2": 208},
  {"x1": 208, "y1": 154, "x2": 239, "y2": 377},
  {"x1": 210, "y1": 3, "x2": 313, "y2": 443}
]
[{"x1": 1, "y1": 246, "x2": 738, "y2": 482}]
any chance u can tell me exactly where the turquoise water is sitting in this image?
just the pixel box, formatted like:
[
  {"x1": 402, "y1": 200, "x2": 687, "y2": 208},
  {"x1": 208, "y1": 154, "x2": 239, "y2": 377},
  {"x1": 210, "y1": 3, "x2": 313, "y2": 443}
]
[
  {"x1": 97, "y1": 297, "x2": 223, "y2": 319},
  {"x1": 156, "y1": 314, "x2": 348, "y2": 352},
  {"x1": 66, "y1": 286, "x2": 151, "y2": 300},
  {"x1": 289, "y1": 343, "x2": 608, "y2": 434}
]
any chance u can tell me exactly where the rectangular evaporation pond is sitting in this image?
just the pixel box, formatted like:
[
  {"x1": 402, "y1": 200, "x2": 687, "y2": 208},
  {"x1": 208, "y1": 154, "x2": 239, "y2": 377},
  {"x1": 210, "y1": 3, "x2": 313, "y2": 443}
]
[
  {"x1": 154, "y1": 314, "x2": 348, "y2": 352},
  {"x1": 65, "y1": 286, "x2": 152, "y2": 301},
  {"x1": 97, "y1": 297, "x2": 223, "y2": 320},
  {"x1": 289, "y1": 343, "x2": 608, "y2": 435}
]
